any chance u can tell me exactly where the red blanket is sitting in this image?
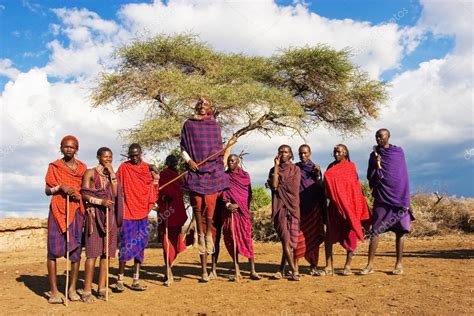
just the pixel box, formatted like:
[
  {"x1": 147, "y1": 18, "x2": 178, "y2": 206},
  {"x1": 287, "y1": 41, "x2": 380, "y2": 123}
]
[
  {"x1": 117, "y1": 161, "x2": 157, "y2": 220},
  {"x1": 324, "y1": 160, "x2": 370, "y2": 241},
  {"x1": 45, "y1": 159, "x2": 87, "y2": 233},
  {"x1": 158, "y1": 167, "x2": 187, "y2": 227}
]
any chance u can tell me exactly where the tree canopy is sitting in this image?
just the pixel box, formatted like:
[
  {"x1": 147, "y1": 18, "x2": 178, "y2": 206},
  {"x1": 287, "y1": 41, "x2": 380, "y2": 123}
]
[{"x1": 92, "y1": 34, "x2": 387, "y2": 151}]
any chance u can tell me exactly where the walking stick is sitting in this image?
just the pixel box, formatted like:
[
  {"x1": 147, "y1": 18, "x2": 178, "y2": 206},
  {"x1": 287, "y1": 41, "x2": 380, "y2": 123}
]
[
  {"x1": 165, "y1": 201, "x2": 171, "y2": 285},
  {"x1": 65, "y1": 195, "x2": 70, "y2": 306},
  {"x1": 105, "y1": 207, "x2": 109, "y2": 301},
  {"x1": 159, "y1": 139, "x2": 237, "y2": 191},
  {"x1": 231, "y1": 211, "x2": 239, "y2": 282},
  {"x1": 323, "y1": 201, "x2": 334, "y2": 277}
]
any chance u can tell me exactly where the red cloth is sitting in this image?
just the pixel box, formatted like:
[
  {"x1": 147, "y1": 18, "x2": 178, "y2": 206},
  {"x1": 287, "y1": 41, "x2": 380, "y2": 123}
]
[
  {"x1": 324, "y1": 160, "x2": 370, "y2": 249},
  {"x1": 294, "y1": 208, "x2": 325, "y2": 265},
  {"x1": 221, "y1": 168, "x2": 255, "y2": 259},
  {"x1": 117, "y1": 161, "x2": 158, "y2": 220},
  {"x1": 159, "y1": 225, "x2": 186, "y2": 266},
  {"x1": 45, "y1": 159, "x2": 87, "y2": 233},
  {"x1": 158, "y1": 167, "x2": 187, "y2": 227}
]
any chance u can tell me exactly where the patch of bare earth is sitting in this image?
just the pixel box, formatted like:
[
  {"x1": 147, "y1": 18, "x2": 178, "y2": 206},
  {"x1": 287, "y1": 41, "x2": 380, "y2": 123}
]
[{"x1": 1, "y1": 235, "x2": 473, "y2": 315}]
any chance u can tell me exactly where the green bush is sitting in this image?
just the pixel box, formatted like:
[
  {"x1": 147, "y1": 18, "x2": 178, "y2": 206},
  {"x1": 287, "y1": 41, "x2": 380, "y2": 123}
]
[{"x1": 250, "y1": 186, "x2": 271, "y2": 212}]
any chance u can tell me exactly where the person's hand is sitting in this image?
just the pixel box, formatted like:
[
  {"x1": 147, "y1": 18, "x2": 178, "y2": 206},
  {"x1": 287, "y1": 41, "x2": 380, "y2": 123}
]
[
  {"x1": 104, "y1": 162, "x2": 114, "y2": 174},
  {"x1": 227, "y1": 203, "x2": 239, "y2": 212},
  {"x1": 188, "y1": 159, "x2": 199, "y2": 171},
  {"x1": 70, "y1": 192, "x2": 81, "y2": 201},
  {"x1": 60, "y1": 185, "x2": 75, "y2": 196},
  {"x1": 101, "y1": 199, "x2": 114, "y2": 208},
  {"x1": 374, "y1": 155, "x2": 382, "y2": 169},
  {"x1": 314, "y1": 164, "x2": 321, "y2": 173},
  {"x1": 274, "y1": 154, "x2": 280, "y2": 167},
  {"x1": 152, "y1": 172, "x2": 160, "y2": 185}
]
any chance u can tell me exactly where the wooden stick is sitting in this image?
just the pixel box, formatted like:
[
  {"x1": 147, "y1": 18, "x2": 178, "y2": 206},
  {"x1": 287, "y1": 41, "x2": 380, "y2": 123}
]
[
  {"x1": 165, "y1": 202, "x2": 171, "y2": 285},
  {"x1": 105, "y1": 207, "x2": 109, "y2": 301},
  {"x1": 373, "y1": 145, "x2": 382, "y2": 169},
  {"x1": 65, "y1": 195, "x2": 70, "y2": 306},
  {"x1": 159, "y1": 139, "x2": 237, "y2": 191},
  {"x1": 231, "y1": 211, "x2": 239, "y2": 282}
]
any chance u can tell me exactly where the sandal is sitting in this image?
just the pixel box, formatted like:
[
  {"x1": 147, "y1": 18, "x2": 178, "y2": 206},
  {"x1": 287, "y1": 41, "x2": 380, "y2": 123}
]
[
  {"x1": 359, "y1": 267, "x2": 375, "y2": 275},
  {"x1": 115, "y1": 280, "x2": 125, "y2": 292},
  {"x1": 309, "y1": 266, "x2": 318, "y2": 276},
  {"x1": 97, "y1": 289, "x2": 112, "y2": 301},
  {"x1": 208, "y1": 271, "x2": 218, "y2": 280},
  {"x1": 48, "y1": 293, "x2": 64, "y2": 304},
  {"x1": 392, "y1": 266, "x2": 404, "y2": 275},
  {"x1": 250, "y1": 272, "x2": 261, "y2": 280},
  {"x1": 314, "y1": 268, "x2": 332, "y2": 276},
  {"x1": 228, "y1": 274, "x2": 242, "y2": 282},
  {"x1": 271, "y1": 271, "x2": 283, "y2": 280},
  {"x1": 130, "y1": 281, "x2": 147, "y2": 291},
  {"x1": 81, "y1": 292, "x2": 95, "y2": 303},
  {"x1": 342, "y1": 267, "x2": 353, "y2": 276},
  {"x1": 288, "y1": 272, "x2": 300, "y2": 281},
  {"x1": 68, "y1": 290, "x2": 81, "y2": 302},
  {"x1": 199, "y1": 273, "x2": 210, "y2": 283}
]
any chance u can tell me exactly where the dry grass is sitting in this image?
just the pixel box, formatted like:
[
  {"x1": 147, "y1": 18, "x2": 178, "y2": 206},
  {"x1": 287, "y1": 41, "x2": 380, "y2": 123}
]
[
  {"x1": 410, "y1": 194, "x2": 474, "y2": 237},
  {"x1": 250, "y1": 194, "x2": 474, "y2": 240}
]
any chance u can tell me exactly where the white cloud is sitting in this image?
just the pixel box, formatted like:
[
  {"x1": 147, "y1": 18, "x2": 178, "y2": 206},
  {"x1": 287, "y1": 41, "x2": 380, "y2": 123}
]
[
  {"x1": 0, "y1": 68, "x2": 146, "y2": 216},
  {"x1": 418, "y1": 0, "x2": 473, "y2": 55},
  {"x1": 44, "y1": 8, "x2": 129, "y2": 79},
  {"x1": 119, "y1": 0, "x2": 416, "y2": 78},
  {"x1": 0, "y1": 59, "x2": 21, "y2": 80}
]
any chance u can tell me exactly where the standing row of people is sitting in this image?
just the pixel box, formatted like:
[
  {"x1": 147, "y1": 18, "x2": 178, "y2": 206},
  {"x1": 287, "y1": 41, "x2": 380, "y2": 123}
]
[
  {"x1": 268, "y1": 128, "x2": 413, "y2": 281},
  {"x1": 45, "y1": 138, "x2": 159, "y2": 303}
]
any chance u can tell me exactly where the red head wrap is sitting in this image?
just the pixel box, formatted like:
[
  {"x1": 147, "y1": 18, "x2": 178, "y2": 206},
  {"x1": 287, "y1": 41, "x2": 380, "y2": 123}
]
[{"x1": 60, "y1": 135, "x2": 79, "y2": 150}]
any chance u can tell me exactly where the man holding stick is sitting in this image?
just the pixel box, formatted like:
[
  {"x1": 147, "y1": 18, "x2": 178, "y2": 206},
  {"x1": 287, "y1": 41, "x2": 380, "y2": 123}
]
[
  {"x1": 44, "y1": 135, "x2": 86, "y2": 304},
  {"x1": 80, "y1": 147, "x2": 123, "y2": 302},
  {"x1": 180, "y1": 97, "x2": 229, "y2": 282},
  {"x1": 361, "y1": 128, "x2": 414, "y2": 275}
]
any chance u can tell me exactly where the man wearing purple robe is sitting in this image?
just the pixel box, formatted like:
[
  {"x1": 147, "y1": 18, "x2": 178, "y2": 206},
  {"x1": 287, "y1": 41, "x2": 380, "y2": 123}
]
[{"x1": 361, "y1": 128, "x2": 415, "y2": 276}]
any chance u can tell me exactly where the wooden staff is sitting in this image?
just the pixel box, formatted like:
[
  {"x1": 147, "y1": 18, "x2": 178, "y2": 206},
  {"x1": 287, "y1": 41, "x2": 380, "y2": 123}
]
[
  {"x1": 231, "y1": 211, "x2": 239, "y2": 282},
  {"x1": 105, "y1": 207, "x2": 109, "y2": 301},
  {"x1": 65, "y1": 195, "x2": 70, "y2": 306},
  {"x1": 373, "y1": 145, "x2": 382, "y2": 169},
  {"x1": 159, "y1": 139, "x2": 237, "y2": 191},
  {"x1": 165, "y1": 201, "x2": 171, "y2": 286}
]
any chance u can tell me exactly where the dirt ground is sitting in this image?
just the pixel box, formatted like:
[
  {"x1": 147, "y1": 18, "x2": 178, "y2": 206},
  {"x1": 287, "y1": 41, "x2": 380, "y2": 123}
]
[{"x1": 1, "y1": 235, "x2": 473, "y2": 315}]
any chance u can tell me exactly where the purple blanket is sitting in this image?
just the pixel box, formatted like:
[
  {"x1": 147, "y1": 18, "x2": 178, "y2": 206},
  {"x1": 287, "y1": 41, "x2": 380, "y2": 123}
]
[
  {"x1": 296, "y1": 160, "x2": 324, "y2": 218},
  {"x1": 180, "y1": 116, "x2": 229, "y2": 194},
  {"x1": 367, "y1": 145, "x2": 410, "y2": 208}
]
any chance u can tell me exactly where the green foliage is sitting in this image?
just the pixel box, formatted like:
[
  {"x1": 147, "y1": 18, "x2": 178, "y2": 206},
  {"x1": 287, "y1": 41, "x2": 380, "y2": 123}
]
[
  {"x1": 92, "y1": 34, "x2": 387, "y2": 150},
  {"x1": 360, "y1": 180, "x2": 374, "y2": 209},
  {"x1": 250, "y1": 186, "x2": 272, "y2": 212}
]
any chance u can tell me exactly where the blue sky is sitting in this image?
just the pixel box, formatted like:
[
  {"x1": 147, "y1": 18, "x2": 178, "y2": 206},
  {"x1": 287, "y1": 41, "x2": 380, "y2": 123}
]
[{"x1": 0, "y1": 0, "x2": 472, "y2": 217}]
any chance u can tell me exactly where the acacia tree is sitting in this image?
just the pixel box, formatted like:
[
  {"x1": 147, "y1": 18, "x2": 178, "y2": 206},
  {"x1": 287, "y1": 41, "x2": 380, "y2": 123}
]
[{"x1": 92, "y1": 34, "x2": 386, "y2": 155}]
